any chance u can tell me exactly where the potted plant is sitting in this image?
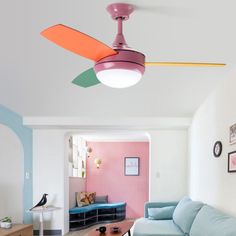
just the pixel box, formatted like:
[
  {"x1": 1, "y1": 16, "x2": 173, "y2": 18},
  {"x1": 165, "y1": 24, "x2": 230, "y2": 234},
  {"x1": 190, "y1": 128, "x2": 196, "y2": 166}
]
[{"x1": 0, "y1": 217, "x2": 12, "y2": 228}]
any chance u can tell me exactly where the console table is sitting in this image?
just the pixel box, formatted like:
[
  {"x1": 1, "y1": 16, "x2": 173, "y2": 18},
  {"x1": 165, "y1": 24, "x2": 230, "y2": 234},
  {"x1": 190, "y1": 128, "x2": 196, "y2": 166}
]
[
  {"x1": 69, "y1": 202, "x2": 126, "y2": 231},
  {"x1": 0, "y1": 224, "x2": 33, "y2": 236}
]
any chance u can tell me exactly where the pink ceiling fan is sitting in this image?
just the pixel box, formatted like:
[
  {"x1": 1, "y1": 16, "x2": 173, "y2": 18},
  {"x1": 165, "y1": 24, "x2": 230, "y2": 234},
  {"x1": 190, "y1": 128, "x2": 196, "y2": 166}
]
[{"x1": 41, "y1": 3, "x2": 225, "y2": 88}]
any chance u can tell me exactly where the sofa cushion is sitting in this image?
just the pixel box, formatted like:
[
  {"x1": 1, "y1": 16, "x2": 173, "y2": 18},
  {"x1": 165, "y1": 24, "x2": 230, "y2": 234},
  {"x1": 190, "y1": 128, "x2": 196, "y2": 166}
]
[
  {"x1": 94, "y1": 195, "x2": 108, "y2": 203},
  {"x1": 133, "y1": 218, "x2": 185, "y2": 236},
  {"x1": 190, "y1": 205, "x2": 236, "y2": 236},
  {"x1": 148, "y1": 206, "x2": 176, "y2": 220},
  {"x1": 145, "y1": 201, "x2": 178, "y2": 218},
  {"x1": 173, "y1": 197, "x2": 203, "y2": 234}
]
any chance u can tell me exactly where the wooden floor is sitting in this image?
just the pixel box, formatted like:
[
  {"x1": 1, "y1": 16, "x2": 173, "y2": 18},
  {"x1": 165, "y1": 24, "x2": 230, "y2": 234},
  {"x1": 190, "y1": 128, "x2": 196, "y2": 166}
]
[{"x1": 65, "y1": 220, "x2": 134, "y2": 236}]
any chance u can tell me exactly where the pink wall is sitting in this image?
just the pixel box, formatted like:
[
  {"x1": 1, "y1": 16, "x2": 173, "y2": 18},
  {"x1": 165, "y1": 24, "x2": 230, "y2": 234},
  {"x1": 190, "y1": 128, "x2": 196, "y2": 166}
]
[{"x1": 86, "y1": 142, "x2": 149, "y2": 218}]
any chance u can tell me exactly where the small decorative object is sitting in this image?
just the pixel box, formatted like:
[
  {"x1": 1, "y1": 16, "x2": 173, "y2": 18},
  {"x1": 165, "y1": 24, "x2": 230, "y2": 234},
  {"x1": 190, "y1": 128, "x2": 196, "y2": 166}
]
[
  {"x1": 94, "y1": 158, "x2": 102, "y2": 168},
  {"x1": 68, "y1": 136, "x2": 73, "y2": 148},
  {"x1": 124, "y1": 157, "x2": 140, "y2": 176},
  {"x1": 30, "y1": 193, "x2": 48, "y2": 210},
  {"x1": 228, "y1": 151, "x2": 236, "y2": 173},
  {"x1": 96, "y1": 226, "x2": 106, "y2": 233},
  {"x1": 86, "y1": 146, "x2": 92, "y2": 158},
  {"x1": 229, "y1": 124, "x2": 236, "y2": 144},
  {"x1": 81, "y1": 168, "x2": 85, "y2": 178},
  {"x1": 213, "y1": 141, "x2": 222, "y2": 157},
  {"x1": 110, "y1": 226, "x2": 120, "y2": 233},
  {"x1": 0, "y1": 217, "x2": 12, "y2": 228}
]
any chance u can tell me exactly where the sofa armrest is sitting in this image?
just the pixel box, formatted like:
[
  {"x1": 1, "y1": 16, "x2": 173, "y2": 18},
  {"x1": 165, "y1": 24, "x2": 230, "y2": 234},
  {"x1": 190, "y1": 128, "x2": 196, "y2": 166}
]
[{"x1": 144, "y1": 201, "x2": 178, "y2": 218}]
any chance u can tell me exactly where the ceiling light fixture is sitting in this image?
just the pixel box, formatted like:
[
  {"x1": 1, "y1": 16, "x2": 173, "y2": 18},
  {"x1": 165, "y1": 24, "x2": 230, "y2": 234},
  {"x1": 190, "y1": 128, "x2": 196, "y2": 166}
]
[
  {"x1": 94, "y1": 49, "x2": 145, "y2": 88},
  {"x1": 94, "y1": 3, "x2": 145, "y2": 88},
  {"x1": 41, "y1": 3, "x2": 225, "y2": 89}
]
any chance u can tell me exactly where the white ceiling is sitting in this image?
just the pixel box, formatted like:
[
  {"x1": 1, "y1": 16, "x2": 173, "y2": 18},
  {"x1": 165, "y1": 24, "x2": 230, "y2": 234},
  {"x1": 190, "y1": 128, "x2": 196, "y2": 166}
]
[{"x1": 0, "y1": 0, "x2": 235, "y2": 117}]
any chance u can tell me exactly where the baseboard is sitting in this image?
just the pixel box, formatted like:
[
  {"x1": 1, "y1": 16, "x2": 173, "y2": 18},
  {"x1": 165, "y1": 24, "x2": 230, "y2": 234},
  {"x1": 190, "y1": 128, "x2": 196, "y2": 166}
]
[{"x1": 33, "y1": 229, "x2": 62, "y2": 235}]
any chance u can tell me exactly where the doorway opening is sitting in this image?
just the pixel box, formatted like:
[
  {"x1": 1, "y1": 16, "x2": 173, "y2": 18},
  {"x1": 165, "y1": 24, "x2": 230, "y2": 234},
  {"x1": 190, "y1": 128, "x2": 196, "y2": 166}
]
[{"x1": 65, "y1": 131, "x2": 150, "y2": 223}]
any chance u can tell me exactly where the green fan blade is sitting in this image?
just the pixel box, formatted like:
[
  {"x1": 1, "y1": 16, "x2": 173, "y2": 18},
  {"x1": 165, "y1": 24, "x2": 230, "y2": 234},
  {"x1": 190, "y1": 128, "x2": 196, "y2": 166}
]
[{"x1": 72, "y1": 68, "x2": 101, "y2": 88}]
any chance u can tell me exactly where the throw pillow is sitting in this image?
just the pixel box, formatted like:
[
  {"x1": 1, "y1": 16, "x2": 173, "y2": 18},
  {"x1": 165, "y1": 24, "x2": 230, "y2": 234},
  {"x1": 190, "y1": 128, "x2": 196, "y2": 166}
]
[
  {"x1": 94, "y1": 195, "x2": 108, "y2": 203},
  {"x1": 148, "y1": 206, "x2": 176, "y2": 220},
  {"x1": 88, "y1": 192, "x2": 96, "y2": 204},
  {"x1": 173, "y1": 196, "x2": 203, "y2": 234},
  {"x1": 76, "y1": 192, "x2": 96, "y2": 207}
]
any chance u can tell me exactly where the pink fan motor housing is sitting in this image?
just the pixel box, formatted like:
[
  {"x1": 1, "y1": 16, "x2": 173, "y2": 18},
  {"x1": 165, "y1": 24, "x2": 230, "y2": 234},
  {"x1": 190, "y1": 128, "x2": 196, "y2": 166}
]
[{"x1": 94, "y1": 49, "x2": 145, "y2": 75}]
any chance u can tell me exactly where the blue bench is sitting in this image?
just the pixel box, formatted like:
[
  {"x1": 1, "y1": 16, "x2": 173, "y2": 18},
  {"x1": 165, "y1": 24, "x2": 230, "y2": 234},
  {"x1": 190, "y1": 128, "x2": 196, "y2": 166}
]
[{"x1": 69, "y1": 202, "x2": 126, "y2": 230}]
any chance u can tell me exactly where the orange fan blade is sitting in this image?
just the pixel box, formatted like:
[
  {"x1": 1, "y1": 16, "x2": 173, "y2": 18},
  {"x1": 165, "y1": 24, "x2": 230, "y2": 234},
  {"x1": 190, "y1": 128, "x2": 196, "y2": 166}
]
[
  {"x1": 41, "y1": 24, "x2": 117, "y2": 61},
  {"x1": 145, "y1": 62, "x2": 226, "y2": 67}
]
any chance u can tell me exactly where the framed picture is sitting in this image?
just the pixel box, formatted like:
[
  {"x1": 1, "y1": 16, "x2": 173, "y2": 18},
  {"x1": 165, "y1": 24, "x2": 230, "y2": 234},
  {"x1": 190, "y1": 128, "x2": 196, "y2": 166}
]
[
  {"x1": 124, "y1": 157, "x2": 139, "y2": 176},
  {"x1": 228, "y1": 151, "x2": 236, "y2": 173},
  {"x1": 229, "y1": 123, "x2": 236, "y2": 144}
]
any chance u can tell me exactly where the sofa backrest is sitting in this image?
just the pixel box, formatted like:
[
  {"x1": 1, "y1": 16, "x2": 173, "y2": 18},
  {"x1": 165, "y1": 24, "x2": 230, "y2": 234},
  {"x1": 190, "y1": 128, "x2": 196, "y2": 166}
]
[
  {"x1": 190, "y1": 205, "x2": 236, "y2": 236},
  {"x1": 173, "y1": 196, "x2": 203, "y2": 235}
]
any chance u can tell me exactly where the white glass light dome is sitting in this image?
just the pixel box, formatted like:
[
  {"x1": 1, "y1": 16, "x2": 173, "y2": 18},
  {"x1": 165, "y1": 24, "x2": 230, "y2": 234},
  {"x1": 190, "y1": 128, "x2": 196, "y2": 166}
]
[{"x1": 96, "y1": 69, "x2": 142, "y2": 88}]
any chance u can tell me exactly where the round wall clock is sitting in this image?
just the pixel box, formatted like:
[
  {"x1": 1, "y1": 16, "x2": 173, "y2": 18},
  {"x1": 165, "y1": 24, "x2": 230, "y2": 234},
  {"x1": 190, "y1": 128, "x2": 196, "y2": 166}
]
[{"x1": 213, "y1": 141, "x2": 222, "y2": 157}]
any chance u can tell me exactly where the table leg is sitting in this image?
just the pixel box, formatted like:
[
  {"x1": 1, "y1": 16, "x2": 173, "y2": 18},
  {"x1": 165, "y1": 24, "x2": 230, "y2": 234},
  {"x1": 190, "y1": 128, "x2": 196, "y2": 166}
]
[
  {"x1": 128, "y1": 229, "x2": 131, "y2": 236},
  {"x1": 39, "y1": 212, "x2": 44, "y2": 236}
]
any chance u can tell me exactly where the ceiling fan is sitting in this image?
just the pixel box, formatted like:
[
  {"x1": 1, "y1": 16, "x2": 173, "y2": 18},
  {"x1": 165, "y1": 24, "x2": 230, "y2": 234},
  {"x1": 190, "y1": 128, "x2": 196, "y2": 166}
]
[{"x1": 41, "y1": 3, "x2": 225, "y2": 88}]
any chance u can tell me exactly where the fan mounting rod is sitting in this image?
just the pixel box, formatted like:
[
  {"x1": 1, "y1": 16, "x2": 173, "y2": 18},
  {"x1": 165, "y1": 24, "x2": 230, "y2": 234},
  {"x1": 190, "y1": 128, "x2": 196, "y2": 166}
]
[{"x1": 107, "y1": 3, "x2": 134, "y2": 49}]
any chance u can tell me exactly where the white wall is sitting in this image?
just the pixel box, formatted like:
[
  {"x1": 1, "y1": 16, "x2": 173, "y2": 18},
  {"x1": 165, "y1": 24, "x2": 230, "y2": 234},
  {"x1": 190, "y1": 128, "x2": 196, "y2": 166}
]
[
  {"x1": 149, "y1": 130, "x2": 188, "y2": 201},
  {"x1": 69, "y1": 177, "x2": 85, "y2": 208},
  {"x1": 189, "y1": 69, "x2": 236, "y2": 216},
  {"x1": 33, "y1": 130, "x2": 66, "y2": 233},
  {"x1": 0, "y1": 124, "x2": 24, "y2": 223}
]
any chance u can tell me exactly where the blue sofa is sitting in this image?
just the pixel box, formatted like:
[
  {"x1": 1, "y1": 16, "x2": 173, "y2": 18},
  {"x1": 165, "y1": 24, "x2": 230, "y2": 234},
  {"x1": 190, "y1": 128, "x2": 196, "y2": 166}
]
[{"x1": 133, "y1": 197, "x2": 236, "y2": 236}]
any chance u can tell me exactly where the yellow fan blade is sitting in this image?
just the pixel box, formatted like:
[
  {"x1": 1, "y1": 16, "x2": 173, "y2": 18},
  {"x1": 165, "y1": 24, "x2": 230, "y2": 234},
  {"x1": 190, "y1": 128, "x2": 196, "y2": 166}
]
[{"x1": 145, "y1": 62, "x2": 226, "y2": 67}]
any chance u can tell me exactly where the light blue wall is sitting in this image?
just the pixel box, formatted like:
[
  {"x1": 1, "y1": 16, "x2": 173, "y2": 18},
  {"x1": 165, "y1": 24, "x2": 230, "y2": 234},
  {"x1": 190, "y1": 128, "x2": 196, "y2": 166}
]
[{"x1": 0, "y1": 105, "x2": 32, "y2": 223}]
